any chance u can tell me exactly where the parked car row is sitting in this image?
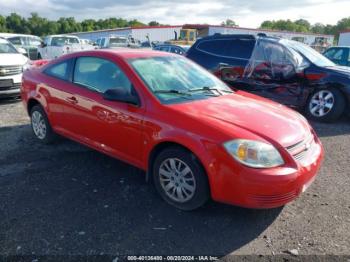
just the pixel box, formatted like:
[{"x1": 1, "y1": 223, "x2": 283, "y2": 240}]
[
  {"x1": 21, "y1": 48, "x2": 324, "y2": 211},
  {"x1": 38, "y1": 35, "x2": 95, "y2": 59},
  {"x1": 95, "y1": 35, "x2": 141, "y2": 49}
]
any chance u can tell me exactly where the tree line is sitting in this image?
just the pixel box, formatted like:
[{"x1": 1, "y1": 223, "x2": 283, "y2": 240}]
[
  {"x1": 0, "y1": 12, "x2": 350, "y2": 38},
  {"x1": 0, "y1": 13, "x2": 148, "y2": 36},
  {"x1": 259, "y1": 18, "x2": 350, "y2": 37}
]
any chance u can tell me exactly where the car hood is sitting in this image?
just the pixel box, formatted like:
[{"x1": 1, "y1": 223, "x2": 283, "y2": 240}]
[
  {"x1": 325, "y1": 65, "x2": 350, "y2": 76},
  {"x1": 170, "y1": 93, "x2": 311, "y2": 147},
  {"x1": 0, "y1": 53, "x2": 28, "y2": 66}
]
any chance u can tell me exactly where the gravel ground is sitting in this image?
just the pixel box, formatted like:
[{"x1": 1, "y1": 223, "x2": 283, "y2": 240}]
[{"x1": 0, "y1": 99, "x2": 349, "y2": 261}]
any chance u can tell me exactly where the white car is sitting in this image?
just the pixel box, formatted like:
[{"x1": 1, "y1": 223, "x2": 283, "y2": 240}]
[
  {"x1": 96, "y1": 35, "x2": 141, "y2": 49},
  {"x1": 0, "y1": 38, "x2": 29, "y2": 98},
  {"x1": 38, "y1": 35, "x2": 94, "y2": 60}
]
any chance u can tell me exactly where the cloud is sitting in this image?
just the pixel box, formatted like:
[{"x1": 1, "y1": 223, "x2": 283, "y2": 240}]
[{"x1": 0, "y1": 0, "x2": 349, "y2": 28}]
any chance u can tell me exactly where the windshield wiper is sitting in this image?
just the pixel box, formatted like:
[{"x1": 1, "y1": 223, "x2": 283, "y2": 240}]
[
  {"x1": 153, "y1": 89, "x2": 194, "y2": 100},
  {"x1": 154, "y1": 89, "x2": 191, "y2": 95},
  {"x1": 189, "y1": 86, "x2": 233, "y2": 96}
]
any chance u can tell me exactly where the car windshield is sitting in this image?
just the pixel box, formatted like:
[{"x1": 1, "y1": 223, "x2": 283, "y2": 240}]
[
  {"x1": 51, "y1": 37, "x2": 80, "y2": 46},
  {"x1": 282, "y1": 39, "x2": 335, "y2": 67},
  {"x1": 0, "y1": 41, "x2": 18, "y2": 54},
  {"x1": 129, "y1": 56, "x2": 232, "y2": 104},
  {"x1": 28, "y1": 37, "x2": 42, "y2": 46}
]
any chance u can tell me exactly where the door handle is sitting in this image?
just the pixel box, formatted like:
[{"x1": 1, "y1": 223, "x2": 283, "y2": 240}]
[{"x1": 66, "y1": 96, "x2": 78, "y2": 104}]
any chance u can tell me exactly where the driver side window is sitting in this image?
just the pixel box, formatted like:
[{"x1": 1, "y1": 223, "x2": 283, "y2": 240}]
[
  {"x1": 73, "y1": 57, "x2": 133, "y2": 94},
  {"x1": 249, "y1": 41, "x2": 296, "y2": 81}
]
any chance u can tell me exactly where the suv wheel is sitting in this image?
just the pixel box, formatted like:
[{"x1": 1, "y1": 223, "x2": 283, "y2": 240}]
[
  {"x1": 30, "y1": 105, "x2": 56, "y2": 144},
  {"x1": 306, "y1": 88, "x2": 345, "y2": 122},
  {"x1": 152, "y1": 147, "x2": 209, "y2": 211}
]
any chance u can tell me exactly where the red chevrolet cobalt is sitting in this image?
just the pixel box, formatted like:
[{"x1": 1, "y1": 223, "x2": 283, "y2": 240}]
[{"x1": 21, "y1": 50, "x2": 324, "y2": 210}]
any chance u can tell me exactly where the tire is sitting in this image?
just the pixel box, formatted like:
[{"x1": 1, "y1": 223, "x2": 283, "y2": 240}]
[
  {"x1": 30, "y1": 105, "x2": 56, "y2": 144},
  {"x1": 152, "y1": 146, "x2": 210, "y2": 211},
  {"x1": 305, "y1": 88, "x2": 346, "y2": 122}
]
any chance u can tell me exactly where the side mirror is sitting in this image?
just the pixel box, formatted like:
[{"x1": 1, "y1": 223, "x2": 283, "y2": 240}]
[
  {"x1": 17, "y1": 47, "x2": 27, "y2": 55},
  {"x1": 103, "y1": 88, "x2": 139, "y2": 106}
]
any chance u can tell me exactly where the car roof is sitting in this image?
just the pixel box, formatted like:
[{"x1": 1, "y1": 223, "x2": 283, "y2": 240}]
[
  {"x1": 48, "y1": 35, "x2": 79, "y2": 38},
  {"x1": 67, "y1": 49, "x2": 176, "y2": 59},
  {"x1": 196, "y1": 33, "x2": 281, "y2": 42}
]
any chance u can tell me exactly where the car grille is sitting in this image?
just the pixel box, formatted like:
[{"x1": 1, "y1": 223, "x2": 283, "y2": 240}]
[
  {"x1": 285, "y1": 133, "x2": 315, "y2": 162},
  {"x1": 0, "y1": 65, "x2": 22, "y2": 76}
]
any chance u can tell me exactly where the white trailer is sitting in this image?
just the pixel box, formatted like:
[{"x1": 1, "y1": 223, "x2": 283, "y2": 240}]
[{"x1": 339, "y1": 30, "x2": 350, "y2": 46}]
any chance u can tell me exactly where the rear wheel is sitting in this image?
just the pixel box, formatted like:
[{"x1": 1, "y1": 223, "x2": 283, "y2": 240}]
[
  {"x1": 306, "y1": 88, "x2": 345, "y2": 122},
  {"x1": 152, "y1": 146, "x2": 210, "y2": 211},
  {"x1": 30, "y1": 105, "x2": 56, "y2": 144}
]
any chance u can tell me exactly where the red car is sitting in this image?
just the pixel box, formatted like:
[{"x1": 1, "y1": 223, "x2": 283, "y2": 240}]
[{"x1": 21, "y1": 49, "x2": 324, "y2": 210}]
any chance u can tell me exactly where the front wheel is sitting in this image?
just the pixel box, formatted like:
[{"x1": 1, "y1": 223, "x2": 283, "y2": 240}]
[
  {"x1": 30, "y1": 105, "x2": 56, "y2": 144},
  {"x1": 152, "y1": 147, "x2": 210, "y2": 211},
  {"x1": 306, "y1": 88, "x2": 345, "y2": 122}
]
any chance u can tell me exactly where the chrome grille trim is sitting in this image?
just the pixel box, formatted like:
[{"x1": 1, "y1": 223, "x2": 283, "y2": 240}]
[
  {"x1": 286, "y1": 133, "x2": 315, "y2": 162},
  {"x1": 0, "y1": 65, "x2": 22, "y2": 76}
]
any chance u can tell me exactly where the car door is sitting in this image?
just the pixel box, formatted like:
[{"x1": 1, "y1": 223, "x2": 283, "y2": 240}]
[
  {"x1": 41, "y1": 58, "x2": 76, "y2": 132},
  {"x1": 239, "y1": 40, "x2": 304, "y2": 107},
  {"x1": 62, "y1": 56, "x2": 146, "y2": 166},
  {"x1": 324, "y1": 48, "x2": 347, "y2": 66}
]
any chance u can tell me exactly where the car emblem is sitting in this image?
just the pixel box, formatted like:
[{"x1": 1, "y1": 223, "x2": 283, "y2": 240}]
[{"x1": 0, "y1": 68, "x2": 8, "y2": 75}]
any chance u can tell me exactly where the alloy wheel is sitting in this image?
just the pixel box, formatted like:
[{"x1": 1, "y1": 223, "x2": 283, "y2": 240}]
[
  {"x1": 31, "y1": 111, "x2": 47, "y2": 139},
  {"x1": 159, "y1": 158, "x2": 196, "y2": 203},
  {"x1": 309, "y1": 90, "x2": 334, "y2": 117}
]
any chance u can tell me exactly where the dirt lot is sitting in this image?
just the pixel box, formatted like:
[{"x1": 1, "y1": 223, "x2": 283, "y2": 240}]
[{"x1": 0, "y1": 98, "x2": 349, "y2": 260}]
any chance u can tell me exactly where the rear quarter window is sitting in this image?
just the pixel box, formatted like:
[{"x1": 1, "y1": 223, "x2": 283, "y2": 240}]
[
  {"x1": 196, "y1": 39, "x2": 255, "y2": 59},
  {"x1": 44, "y1": 60, "x2": 72, "y2": 81}
]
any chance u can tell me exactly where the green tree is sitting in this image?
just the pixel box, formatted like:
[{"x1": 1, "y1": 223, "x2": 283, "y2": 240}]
[
  {"x1": 221, "y1": 19, "x2": 237, "y2": 27},
  {"x1": 128, "y1": 19, "x2": 145, "y2": 27},
  {"x1": 311, "y1": 23, "x2": 325, "y2": 34},
  {"x1": 336, "y1": 17, "x2": 350, "y2": 33},
  {"x1": 295, "y1": 19, "x2": 311, "y2": 31},
  {"x1": 148, "y1": 21, "x2": 160, "y2": 26},
  {"x1": 6, "y1": 13, "x2": 27, "y2": 33},
  {"x1": 0, "y1": 15, "x2": 8, "y2": 32}
]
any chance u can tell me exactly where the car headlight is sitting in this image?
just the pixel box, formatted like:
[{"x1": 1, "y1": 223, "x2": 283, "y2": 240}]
[
  {"x1": 223, "y1": 139, "x2": 284, "y2": 168},
  {"x1": 22, "y1": 61, "x2": 31, "y2": 72}
]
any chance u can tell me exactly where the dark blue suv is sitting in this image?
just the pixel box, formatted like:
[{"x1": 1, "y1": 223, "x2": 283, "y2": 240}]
[{"x1": 186, "y1": 34, "x2": 350, "y2": 122}]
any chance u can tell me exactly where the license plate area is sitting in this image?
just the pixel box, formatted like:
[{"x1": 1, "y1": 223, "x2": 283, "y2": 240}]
[{"x1": 0, "y1": 79, "x2": 13, "y2": 87}]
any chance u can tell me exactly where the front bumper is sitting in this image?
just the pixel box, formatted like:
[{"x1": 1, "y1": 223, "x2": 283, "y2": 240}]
[
  {"x1": 0, "y1": 74, "x2": 22, "y2": 98},
  {"x1": 209, "y1": 138, "x2": 324, "y2": 209}
]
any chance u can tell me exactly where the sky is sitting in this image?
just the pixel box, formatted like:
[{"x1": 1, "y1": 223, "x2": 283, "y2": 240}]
[{"x1": 0, "y1": 0, "x2": 349, "y2": 28}]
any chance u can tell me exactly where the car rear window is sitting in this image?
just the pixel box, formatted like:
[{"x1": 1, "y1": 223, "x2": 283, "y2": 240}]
[{"x1": 196, "y1": 39, "x2": 255, "y2": 59}]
